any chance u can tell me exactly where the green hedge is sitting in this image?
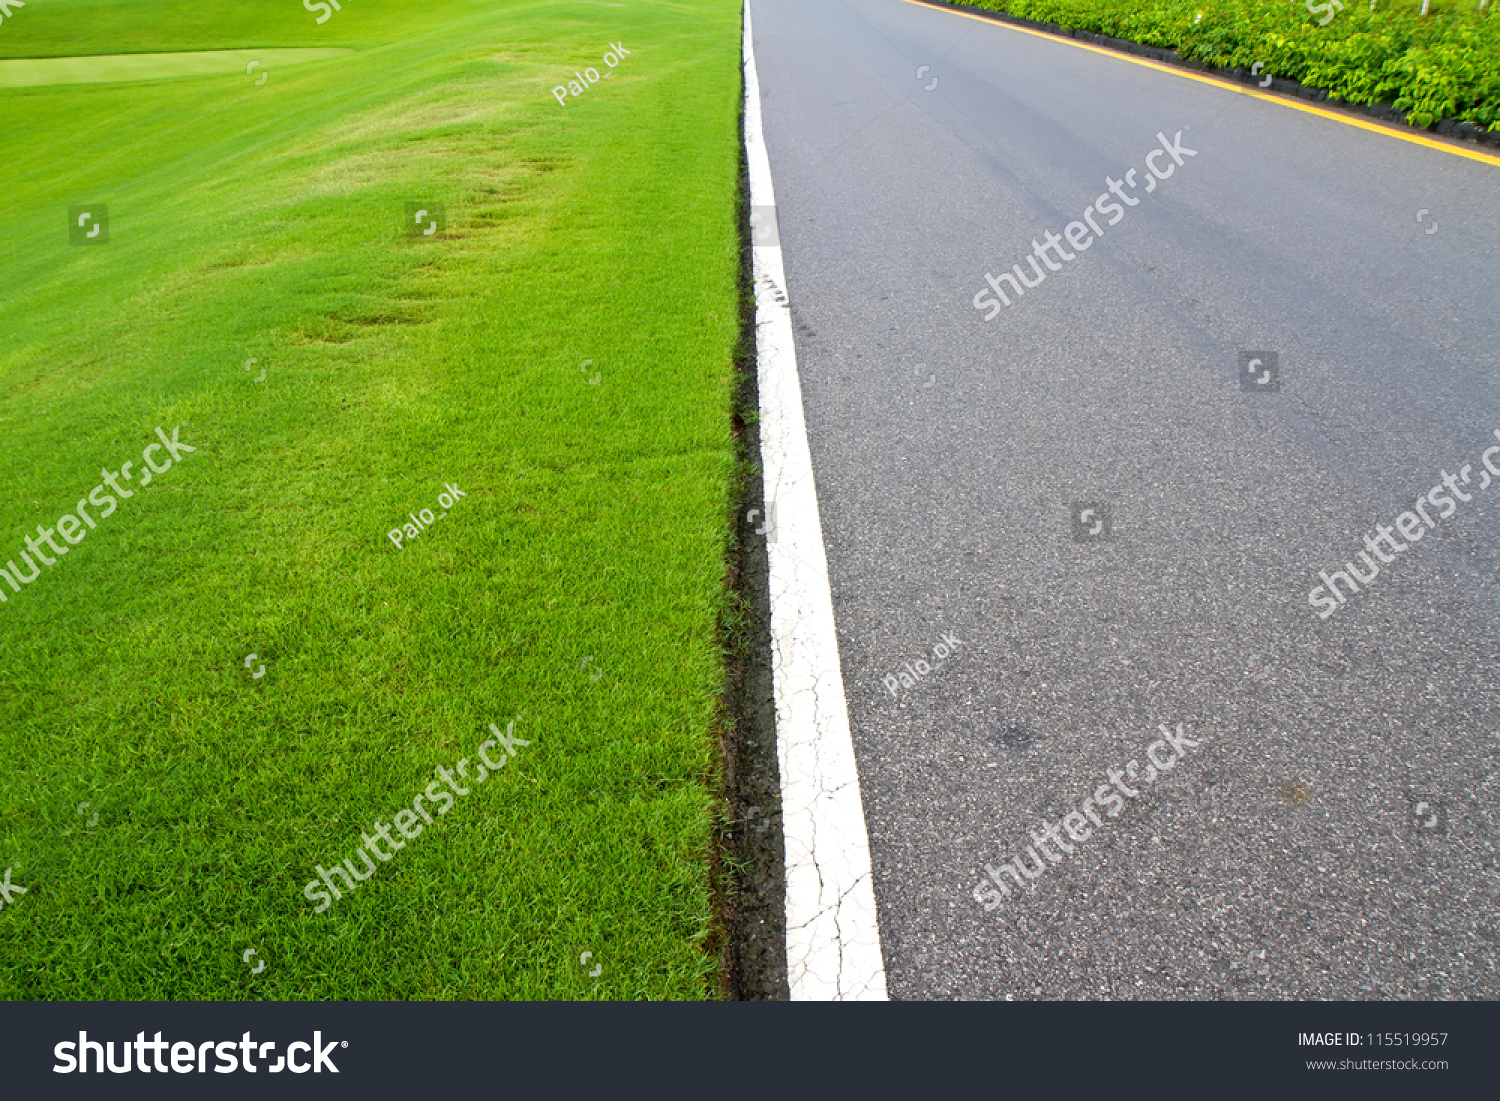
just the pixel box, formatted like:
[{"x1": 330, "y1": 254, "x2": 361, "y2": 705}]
[{"x1": 946, "y1": 0, "x2": 1500, "y2": 131}]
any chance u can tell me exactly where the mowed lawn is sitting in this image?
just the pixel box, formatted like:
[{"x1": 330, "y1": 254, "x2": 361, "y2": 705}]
[{"x1": 0, "y1": 0, "x2": 743, "y2": 998}]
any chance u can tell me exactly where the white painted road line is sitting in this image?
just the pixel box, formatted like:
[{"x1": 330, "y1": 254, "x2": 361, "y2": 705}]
[{"x1": 743, "y1": 0, "x2": 888, "y2": 1001}]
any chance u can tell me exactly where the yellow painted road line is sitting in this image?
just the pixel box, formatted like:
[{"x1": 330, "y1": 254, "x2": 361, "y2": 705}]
[{"x1": 904, "y1": 0, "x2": 1500, "y2": 168}]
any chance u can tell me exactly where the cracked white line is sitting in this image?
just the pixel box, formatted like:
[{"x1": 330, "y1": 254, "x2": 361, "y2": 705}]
[{"x1": 743, "y1": 0, "x2": 888, "y2": 1002}]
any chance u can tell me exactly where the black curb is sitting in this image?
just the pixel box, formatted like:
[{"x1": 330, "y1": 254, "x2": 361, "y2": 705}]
[
  {"x1": 924, "y1": 0, "x2": 1500, "y2": 152},
  {"x1": 716, "y1": 66, "x2": 792, "y2": 1002}
]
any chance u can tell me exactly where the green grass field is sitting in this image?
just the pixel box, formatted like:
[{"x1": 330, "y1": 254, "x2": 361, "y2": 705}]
[{"x1": 0, "y1": 0, "x2": 744, "y2": 999}]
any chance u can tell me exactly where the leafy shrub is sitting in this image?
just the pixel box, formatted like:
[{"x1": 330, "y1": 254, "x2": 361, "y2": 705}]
[{"x1": 948, "y1": 0, "x2": 1500, "y2": 131}]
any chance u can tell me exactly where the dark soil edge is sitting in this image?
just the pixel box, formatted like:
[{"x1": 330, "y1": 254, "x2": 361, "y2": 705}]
[
  {"x1": 924, "y1": 0, "x2": 1500, "y2": 151},
  {"x1": 714, "y1": 63, "x2": 791, "y2": 1001}
]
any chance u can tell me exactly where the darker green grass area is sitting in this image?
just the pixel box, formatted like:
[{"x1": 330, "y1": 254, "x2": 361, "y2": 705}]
[
  {"x1": 0, "y1": 0, "x2": 377, "y2": 56},
  {"x1": 0, "y1": 0, "x2": 743, "y2": 999}
]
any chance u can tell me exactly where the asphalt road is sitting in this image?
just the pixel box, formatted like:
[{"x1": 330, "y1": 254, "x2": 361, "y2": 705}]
[{"x1": 750, "y1": 0, "x2": 1500, "y2": 999}]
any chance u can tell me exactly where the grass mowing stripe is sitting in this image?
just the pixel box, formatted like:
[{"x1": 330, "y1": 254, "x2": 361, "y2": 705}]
[
  {"x1": 0, "y1": 49, "x2": 356, "y2": 87},
  {"x1": 0, "y1": 0, "x2": 741, "y2": 999}
]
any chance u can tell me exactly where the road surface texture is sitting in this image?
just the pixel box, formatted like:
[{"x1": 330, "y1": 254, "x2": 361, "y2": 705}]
[{"x1": 750, "y1": 0, "x2": 1500, "y2": 999}]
